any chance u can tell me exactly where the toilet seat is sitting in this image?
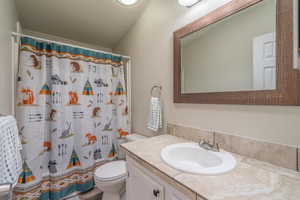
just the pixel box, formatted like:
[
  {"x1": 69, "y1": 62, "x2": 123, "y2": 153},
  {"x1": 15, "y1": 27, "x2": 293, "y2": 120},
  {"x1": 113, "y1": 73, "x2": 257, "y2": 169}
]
[{"x1": 95, "y1": 160, "x2": 127, "y2": 182}]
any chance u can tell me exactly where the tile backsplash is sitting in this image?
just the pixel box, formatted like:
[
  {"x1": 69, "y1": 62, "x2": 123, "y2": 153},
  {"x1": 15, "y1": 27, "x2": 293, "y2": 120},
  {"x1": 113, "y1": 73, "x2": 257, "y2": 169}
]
[{"x1": 167, "y1": 123, "x2": 298, "y2": 171}]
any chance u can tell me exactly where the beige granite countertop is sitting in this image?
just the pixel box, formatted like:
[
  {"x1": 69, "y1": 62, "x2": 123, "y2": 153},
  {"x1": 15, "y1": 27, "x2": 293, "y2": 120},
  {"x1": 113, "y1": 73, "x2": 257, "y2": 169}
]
[{"x1": 121, "y1": 135, "x2": 300, "y2": 200}]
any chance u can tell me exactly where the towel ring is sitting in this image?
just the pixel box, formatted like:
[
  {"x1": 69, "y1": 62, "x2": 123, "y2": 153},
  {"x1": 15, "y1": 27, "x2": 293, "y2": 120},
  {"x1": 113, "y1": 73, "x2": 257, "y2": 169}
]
[{"x1": 151, "y1": 85, "x2": 162, "y2": 97}]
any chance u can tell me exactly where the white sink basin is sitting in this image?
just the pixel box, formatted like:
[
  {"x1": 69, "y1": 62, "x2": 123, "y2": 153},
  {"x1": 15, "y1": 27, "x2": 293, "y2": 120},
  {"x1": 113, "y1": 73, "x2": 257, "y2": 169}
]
[{"x1": 161, "y1": 143, "x2": 236, "y2": 175}]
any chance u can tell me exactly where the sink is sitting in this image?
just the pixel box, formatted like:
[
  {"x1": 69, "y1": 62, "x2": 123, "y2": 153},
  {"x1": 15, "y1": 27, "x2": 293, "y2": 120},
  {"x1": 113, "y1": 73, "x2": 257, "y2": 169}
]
[{"x1": 161, "y1": 143, "x2": 236, "y2": 175}]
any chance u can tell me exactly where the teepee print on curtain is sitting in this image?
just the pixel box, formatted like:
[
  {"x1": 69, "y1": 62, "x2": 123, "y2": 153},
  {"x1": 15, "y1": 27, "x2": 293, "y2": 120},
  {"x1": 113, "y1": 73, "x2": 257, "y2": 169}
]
[
  {"x1": 67, "y1": 150, "x2": 81, "y2": 169},
  {"x1": 82, "y1": 80, "x2": 94, "y2": 95},
  {"x1": 39, "y1": 84, "x2": 52, "y2": 95},
  {"x1": 115, "y1": 81, "x2": 126, "y2": 96},
  {"x1": 18, "y1": 162, "x2": 36, "y2": 184},
  {"x1": 14, "y1": 37, "x2": 129, "y2": 200}
]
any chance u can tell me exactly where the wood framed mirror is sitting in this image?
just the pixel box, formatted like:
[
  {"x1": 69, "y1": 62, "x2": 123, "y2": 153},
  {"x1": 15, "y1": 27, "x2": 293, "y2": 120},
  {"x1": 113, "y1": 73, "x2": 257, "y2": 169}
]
[{"x1": 174, "y1": 0, "x2": 300, "y2": 105}]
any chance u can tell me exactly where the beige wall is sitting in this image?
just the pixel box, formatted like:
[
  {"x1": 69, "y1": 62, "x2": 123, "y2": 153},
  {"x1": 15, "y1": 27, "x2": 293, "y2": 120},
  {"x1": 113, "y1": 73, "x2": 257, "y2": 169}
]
[
  {"x1": 0, "y1": 0, "x2": 18, "y2": 115},
  {"x1": 182, "y1": 0, "x2": 276, "y2": 93},
  {"x1": 114, "y1": 0, "x2": 300, "y2": 147},
  {"x1": 23, "y1": 30, "x2": 112, "y2": 52}
]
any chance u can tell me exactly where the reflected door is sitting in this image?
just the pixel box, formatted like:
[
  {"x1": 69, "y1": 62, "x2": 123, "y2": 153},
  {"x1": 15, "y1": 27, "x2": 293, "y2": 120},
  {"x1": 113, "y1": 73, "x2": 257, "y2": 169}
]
[{"x1": 253, "y1": 32, "x2": 276, "y2": 90}]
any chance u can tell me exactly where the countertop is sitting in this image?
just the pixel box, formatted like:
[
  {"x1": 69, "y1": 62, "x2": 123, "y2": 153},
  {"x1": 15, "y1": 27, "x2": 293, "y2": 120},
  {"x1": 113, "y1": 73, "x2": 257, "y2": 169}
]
[{"x1": 121, "y1": 135, "x2": 300, "y2": 200}]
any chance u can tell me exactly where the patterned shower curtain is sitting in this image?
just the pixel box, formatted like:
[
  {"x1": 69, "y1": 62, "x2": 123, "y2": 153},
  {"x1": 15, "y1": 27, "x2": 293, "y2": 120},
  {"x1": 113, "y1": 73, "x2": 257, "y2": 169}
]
[{"x1": 14, "y1": 37, "x2": 129, "y2": 200}]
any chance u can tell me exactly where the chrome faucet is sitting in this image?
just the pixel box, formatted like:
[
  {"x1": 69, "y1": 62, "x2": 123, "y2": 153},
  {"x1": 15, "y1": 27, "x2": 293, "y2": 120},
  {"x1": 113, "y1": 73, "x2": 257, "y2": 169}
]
[{"x1": 198, "y1": 132, "x2": 220, "y2": 152}]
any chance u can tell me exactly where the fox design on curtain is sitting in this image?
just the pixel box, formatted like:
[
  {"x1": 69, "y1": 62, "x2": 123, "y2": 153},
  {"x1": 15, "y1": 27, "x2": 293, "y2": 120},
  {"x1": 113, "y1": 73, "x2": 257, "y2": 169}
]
[{"x1": 14, "y1": 37, "x2": 129, "y2": 200}]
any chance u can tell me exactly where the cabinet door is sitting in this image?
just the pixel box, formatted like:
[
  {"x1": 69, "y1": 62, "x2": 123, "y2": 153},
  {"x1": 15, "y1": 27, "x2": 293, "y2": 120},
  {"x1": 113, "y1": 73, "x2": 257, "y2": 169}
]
[
  {"x1": 165, "y1": 183, "x2": 192, "y2": 200},
  {"x1": 127, "y1": 162, "x2": 164, "y2": 200}
]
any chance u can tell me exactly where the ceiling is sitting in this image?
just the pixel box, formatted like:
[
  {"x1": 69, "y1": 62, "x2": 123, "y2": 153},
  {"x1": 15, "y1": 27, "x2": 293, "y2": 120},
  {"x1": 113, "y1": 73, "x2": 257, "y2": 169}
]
[{"x1": 15, "y1": 0, "x2": 149, "y2": 48}]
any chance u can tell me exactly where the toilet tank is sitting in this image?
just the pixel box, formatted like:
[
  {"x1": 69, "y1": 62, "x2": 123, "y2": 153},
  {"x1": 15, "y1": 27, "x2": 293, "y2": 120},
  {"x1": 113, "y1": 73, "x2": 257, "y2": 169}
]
[
  {"x1": 117, "y1": 134, "x2": 146, "y2": 160},
  {"x1": 126, "y1": 134, "x2": 147, "y2": 142}
]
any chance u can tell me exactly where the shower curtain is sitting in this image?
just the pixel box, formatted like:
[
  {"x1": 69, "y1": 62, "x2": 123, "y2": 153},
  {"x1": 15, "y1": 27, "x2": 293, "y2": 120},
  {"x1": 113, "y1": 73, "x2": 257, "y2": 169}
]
[{"x1": 14, "y1": 37, "x2": 129, "y2": 200}]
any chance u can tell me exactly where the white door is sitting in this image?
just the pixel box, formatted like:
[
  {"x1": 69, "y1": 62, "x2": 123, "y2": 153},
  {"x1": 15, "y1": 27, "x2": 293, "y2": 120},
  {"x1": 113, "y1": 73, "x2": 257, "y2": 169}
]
[
  {"x1": 127, "y1": 162, "x2": 164, "y2": 200},
  {"x1": 253, "y1": 32, "x2": 276, "y2": 90}
]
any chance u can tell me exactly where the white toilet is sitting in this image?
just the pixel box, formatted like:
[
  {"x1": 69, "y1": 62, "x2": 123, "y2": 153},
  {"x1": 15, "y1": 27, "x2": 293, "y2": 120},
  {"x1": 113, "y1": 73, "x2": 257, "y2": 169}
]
[{"x1": 94, "y1": 134, "x2": 146, "y2": 200}]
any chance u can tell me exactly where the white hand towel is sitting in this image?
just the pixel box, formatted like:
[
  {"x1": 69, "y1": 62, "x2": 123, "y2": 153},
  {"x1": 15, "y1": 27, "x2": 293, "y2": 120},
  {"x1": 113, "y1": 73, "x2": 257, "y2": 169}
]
[
  {"x1": 147, "y1": 97, "x2": 163, "y2": 132},
  {"x1": 0, "y1": 116, "x2": 22, "y2": 186}
]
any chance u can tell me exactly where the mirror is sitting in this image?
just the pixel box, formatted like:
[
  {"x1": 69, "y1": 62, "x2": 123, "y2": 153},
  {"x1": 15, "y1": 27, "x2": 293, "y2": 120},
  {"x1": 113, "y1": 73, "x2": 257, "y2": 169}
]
[
  {"x1": 174, "y1": 0, "x2": 300, "y2": 105},
  {"x1": 181, "y1": 0, "x2": 277, "y2": 93}
]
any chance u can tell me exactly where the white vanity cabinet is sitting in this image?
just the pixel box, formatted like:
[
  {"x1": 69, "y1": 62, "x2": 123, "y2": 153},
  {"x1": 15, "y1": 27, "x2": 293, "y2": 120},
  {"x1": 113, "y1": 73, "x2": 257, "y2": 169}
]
[{"x1": 126, "y1": 156, "x2": 195, "y2": 200}]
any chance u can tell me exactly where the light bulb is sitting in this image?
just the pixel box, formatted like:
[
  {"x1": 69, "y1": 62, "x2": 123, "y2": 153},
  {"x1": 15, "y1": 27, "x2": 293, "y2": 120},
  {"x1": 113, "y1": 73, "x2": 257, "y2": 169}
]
[
  {"x1": 178, "y1": 0, "x2": 201, "y2": 7},
  {"x1": 117, "y1": 0, "x2": 139, "y2": 6}
]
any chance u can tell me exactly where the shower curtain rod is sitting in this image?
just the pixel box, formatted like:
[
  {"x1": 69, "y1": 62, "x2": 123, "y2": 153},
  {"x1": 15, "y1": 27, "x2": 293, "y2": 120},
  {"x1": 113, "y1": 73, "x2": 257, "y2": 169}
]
[{"x1": 11, "y1": 32, "x2": 131, "y2": 59}]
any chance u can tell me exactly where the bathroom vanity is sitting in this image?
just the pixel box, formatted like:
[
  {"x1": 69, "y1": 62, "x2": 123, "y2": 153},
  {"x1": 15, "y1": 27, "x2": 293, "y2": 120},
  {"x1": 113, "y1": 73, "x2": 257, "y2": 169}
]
[{"x1": 121, "y1": 135, "x2": 300, "y2": 200}]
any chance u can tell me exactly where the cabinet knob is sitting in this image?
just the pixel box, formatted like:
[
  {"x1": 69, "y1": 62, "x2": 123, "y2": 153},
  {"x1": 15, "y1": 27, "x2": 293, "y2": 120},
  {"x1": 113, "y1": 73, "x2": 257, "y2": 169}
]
[{"x1": 153, "y1": 189, "x2": 160, "y2": 197}]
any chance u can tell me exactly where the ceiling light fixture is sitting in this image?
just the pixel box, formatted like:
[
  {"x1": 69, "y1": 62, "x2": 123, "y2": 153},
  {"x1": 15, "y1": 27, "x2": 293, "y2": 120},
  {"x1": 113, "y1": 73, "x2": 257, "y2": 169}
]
[
  {"x1": 178, "y1": 0, "x2": 202, "y2": 7},
  {"x1": 117, "y1": 0, "x2": 139, "y2": 6}
]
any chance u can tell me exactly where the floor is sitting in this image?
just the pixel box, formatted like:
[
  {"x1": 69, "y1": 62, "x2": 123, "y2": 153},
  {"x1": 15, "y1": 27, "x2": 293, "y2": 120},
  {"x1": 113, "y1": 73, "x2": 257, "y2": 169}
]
[{"x1": 66, "y1": 191, "x2": 126, "y2": 200}]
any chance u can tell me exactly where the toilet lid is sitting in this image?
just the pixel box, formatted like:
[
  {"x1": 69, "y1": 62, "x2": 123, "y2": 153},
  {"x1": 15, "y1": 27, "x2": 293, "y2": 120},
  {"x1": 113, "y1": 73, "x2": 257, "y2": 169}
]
[{"x1": 95, "y1": 160, "x2": 127, "y2": 181}]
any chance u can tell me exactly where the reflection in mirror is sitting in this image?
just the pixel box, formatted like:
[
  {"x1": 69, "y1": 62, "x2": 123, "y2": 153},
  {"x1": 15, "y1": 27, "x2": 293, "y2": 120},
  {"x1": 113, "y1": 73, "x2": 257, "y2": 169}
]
[{"x1": 181, "y1": 0, "x2": 276, "y2": 93}]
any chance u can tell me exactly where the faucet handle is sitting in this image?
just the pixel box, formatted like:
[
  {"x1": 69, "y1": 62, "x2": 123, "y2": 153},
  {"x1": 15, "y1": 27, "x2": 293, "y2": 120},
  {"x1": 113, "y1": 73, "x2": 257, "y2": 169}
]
[
  {"x1": 199, "y1": 138, "x2": 209, "y2": 145},
  {"x1": 198, "y1": 139, "x2": 205, "y2": 145}
]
